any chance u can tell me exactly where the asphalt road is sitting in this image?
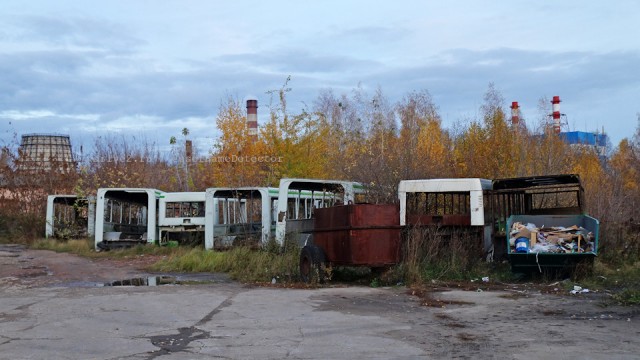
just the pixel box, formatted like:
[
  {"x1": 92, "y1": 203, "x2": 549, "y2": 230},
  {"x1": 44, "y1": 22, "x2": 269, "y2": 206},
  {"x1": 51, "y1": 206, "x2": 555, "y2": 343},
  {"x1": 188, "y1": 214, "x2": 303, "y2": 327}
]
[{"x1": 1, "y1": 245, "x2": 639, "y2": 359}]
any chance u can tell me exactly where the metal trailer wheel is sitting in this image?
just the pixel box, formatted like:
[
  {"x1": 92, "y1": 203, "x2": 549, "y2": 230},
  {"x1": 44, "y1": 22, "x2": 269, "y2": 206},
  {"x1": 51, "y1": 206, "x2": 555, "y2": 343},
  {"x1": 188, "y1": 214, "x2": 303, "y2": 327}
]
[{"x1": 299, "y1": 245, "x2": 326, "y2": 283}]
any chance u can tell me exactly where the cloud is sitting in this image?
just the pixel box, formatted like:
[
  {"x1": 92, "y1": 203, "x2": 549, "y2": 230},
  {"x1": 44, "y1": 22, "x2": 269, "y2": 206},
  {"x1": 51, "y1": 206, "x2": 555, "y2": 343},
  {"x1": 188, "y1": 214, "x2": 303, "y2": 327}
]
[
  {"x1": 10, "y1": 15, "x2": 142, "y2": 53},
  {"x1": 1, "y1": 43, "x2": 638, "y2": 153},
  {"x1": 216, "y1": 49, "x2": 382, "y2": 75}
]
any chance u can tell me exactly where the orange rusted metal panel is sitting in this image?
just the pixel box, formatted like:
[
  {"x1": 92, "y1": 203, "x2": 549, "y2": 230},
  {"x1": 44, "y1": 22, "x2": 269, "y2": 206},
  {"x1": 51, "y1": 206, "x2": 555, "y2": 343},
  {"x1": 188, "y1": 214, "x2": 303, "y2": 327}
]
[{"x1": 313, "y1": 204, "x2": 402, "y2": 266}]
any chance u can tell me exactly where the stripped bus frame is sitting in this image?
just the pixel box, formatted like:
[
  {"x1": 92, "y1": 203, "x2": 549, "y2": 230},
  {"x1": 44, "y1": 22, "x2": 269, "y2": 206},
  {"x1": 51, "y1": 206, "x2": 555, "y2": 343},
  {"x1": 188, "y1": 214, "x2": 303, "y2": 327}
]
[
  {"x1": 94, "y1": 188, "x2": 165, "y2": 250},
  {"x1": 204, "y1": 187, "x2": 275, "y2": 250},
  {"x1": 158, "y1": 192, "x2": 206, "y2": 245},
  {"x1": 45, "y1": 194, "x2": 95, "y2": 239},
  {"x1": 275, "y1": 178, "x2": 366, "y2": 247}
]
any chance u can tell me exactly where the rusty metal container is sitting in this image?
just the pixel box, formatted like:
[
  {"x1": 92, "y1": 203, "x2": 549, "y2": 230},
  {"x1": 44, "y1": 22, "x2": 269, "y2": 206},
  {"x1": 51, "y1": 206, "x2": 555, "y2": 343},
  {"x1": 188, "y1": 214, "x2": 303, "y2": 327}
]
[{"x1": 312, "y1": 204, "x2": 402, "y2": 267}]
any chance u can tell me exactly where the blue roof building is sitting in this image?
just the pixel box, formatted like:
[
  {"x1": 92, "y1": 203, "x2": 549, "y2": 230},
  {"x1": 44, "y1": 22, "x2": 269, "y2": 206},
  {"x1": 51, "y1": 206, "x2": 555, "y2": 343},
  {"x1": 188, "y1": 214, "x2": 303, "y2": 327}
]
[{"x1": 559, "y1": 131, "x2": 609, "y2": 157}]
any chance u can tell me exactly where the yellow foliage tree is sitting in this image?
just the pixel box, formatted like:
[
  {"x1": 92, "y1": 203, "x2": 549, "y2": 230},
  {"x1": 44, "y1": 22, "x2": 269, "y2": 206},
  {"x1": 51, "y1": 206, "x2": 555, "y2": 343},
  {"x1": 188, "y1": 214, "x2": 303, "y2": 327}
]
[
  {"x1": 610, "y1": 138, "x2": 639, "y2": 192},
  {"x1": 453, "y1": 84, "x2": 521, "y2": 179},
  {"x1": 211, "y1": 97, "x2": 263, "y2": 187},
  {"x1": 397, "y1": 90, "x2": 453, "y2": 179}
]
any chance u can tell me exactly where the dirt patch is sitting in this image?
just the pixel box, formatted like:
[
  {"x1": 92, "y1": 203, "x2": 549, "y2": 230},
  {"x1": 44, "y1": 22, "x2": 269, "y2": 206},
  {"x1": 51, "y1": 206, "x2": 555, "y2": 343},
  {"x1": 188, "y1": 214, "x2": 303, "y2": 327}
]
[
  {"x1": 456, "y1": 332, "x2": 478, "y2": 341},
  {"x1": 409, "y1": 286, "x2": 475, "y2": 307},
  {"x1": 0, "y1": 244, "x2": 162, "y2": 288}
]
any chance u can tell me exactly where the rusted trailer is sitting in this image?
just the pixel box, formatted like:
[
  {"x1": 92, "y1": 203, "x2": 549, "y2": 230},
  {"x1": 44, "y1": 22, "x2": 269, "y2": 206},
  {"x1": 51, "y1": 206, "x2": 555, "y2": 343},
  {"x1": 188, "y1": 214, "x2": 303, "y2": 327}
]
[{"x1": 300, "y1": 204, "x2": 402, "y2": 283}]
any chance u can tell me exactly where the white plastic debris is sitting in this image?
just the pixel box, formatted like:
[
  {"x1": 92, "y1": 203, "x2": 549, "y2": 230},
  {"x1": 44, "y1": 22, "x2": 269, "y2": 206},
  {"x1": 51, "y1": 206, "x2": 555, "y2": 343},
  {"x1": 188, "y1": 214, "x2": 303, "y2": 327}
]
[
  {"x1": 482, "y1": 277, "x2": 489, "y2": 283},
  {"x1": 570, "y1": 285, "x2": 590, "y2": 294},
  {"x1": 271, "y1": 277, "x2": 276, "y2": 284}
]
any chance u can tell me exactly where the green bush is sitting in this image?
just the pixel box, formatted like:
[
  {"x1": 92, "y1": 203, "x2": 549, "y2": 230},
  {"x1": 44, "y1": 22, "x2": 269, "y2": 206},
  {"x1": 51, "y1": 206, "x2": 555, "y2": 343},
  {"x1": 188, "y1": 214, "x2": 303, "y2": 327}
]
[{"x1": 0, "y1": 213, "x2": 45, "y2": 244}]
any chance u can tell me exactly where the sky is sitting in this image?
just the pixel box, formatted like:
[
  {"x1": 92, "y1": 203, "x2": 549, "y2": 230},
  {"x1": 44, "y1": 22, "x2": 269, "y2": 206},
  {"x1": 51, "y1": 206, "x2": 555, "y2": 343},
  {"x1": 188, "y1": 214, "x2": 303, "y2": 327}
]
[{"x1": 1, "y1": 1, "x2": 639, "y2": 158}]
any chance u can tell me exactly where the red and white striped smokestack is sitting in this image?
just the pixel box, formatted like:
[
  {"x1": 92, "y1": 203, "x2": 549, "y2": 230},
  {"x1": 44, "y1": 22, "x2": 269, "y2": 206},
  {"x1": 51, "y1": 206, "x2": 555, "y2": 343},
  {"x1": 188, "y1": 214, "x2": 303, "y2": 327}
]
[
  {"x1": 246, "y1": 99, "x2": 258, "y2": 138},
  {"x1": 510, "y1": 101, "x2": 520, "y2": 127},
  {"x1": 551, "y1": 95, "x2": 561, "y2": 134}
]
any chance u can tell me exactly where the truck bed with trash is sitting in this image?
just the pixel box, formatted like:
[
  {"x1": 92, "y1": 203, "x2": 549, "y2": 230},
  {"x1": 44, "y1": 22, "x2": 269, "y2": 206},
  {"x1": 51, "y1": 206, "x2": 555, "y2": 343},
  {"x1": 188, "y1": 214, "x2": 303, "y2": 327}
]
[
  {"x1": 490, "y1": 174, "x2": 599, "y2": 273},
  {"x1": 506, "y1": 214, "x2": 599, "y2": 272}
]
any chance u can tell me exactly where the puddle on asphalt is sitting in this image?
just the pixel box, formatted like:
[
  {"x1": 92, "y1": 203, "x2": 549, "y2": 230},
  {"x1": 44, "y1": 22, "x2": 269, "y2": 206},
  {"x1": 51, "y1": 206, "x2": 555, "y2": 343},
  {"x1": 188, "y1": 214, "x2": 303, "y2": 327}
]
[
  {"x1": 106, "y1": 276, "x2": 182, "y2": 287},
  {"x1": 54, "y1": 274, "x2": 226, "y2": 288}
]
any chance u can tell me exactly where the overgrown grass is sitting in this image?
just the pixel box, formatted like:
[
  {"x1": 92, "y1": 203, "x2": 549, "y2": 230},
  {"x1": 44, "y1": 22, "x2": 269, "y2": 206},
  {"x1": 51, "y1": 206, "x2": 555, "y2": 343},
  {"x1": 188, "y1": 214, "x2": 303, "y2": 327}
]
[
  {"x1": 583, "y1": 225, "x2": 640, "y2": 305},
  {"x1": 27, "y1": 237, "x2": 300, "y2": 283},
  {"x1": 150, "y1": 246, "x2": 300, "y2": 283},
  {"x1": 400, "y1": 226, "x2": 489, "y2": 283},
  {"x1": 573, "y1": 259, "x2": 640, "y2": 305},
  {"x1": 30, "y1": 238, "x2": 181, "y2": 259},
  {"x1": 12, "y1": 221, "x2": 640, "y2": 302},
  {"x1": 31, "y1": 238, "x2": 97, "y2": 256}
]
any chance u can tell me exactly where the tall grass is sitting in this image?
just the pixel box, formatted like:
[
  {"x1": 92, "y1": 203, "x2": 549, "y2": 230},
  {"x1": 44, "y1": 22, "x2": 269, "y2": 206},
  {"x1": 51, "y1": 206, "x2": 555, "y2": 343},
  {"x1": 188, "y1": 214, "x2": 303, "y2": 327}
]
[
  {"x1": 28, "y1": 237, "x2": 300, "y2": 283},
  {"x1": 30, "y1": 238, "x2": 180, "y2": 259},
  {"x1": 150, "y1": 246, "x2": 300, "y2": 283},
  {"x1": 401, "y1": 226, "x2": 487, "y2": 283},
  {"x1": 31, "y1": 238, "x2": 96, "y2": 256}
]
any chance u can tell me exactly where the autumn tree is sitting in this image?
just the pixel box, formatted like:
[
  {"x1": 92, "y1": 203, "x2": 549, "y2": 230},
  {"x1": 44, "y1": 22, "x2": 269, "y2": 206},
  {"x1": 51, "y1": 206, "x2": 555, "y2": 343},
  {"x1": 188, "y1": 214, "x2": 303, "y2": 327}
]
[
  {"x1": 79, "y1": 135, "x2": 170, "y2": 193},
  {"x1": 314, "y1": 86, "x2": 400, "y2": 202},
  {"x1": 452, "y1": 84, "x2": 522, "y2": 178},
  {"x1": 396, "y1": 90, "x2": 454, "y2": 180},
  {"x1": 211, "y1": 96, "x2": 264, "y2": 187},
  {"x1": 312, "y1": 88, "x2": 366, "y2": 179},
  {"x1": 608, "y1": 116, "x2": 640, "y2": 221}
]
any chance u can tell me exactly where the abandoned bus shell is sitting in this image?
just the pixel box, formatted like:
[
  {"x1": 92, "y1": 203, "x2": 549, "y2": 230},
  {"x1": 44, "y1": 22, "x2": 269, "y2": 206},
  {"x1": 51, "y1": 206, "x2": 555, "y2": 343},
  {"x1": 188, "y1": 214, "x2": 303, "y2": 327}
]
[
  {"x1": 45, "y1": 195, "x2": 95, "y2": 239},
  {"x1": 158, "y1": 192, "x2": 205, "y2": 245},
  {"x1": 275, "y1": 178, "x2": 366, "y2": 247},
  {"x1": 398, "y1": 178, "x2": 494, "y2": 257},
  {"x1": 204, "y1": 187, "x2": 276, "y2": 250},
  {"x1": 94, "y1": 188, "x2": 164, "y2": 250}
]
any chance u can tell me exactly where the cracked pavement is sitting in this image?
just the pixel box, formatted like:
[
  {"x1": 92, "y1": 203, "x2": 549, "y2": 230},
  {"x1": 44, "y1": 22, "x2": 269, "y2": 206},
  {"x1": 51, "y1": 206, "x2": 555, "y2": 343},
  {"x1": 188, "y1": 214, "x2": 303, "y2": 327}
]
[{"x1": 1, "y1": 246, "x2": 639, "y2": 359}]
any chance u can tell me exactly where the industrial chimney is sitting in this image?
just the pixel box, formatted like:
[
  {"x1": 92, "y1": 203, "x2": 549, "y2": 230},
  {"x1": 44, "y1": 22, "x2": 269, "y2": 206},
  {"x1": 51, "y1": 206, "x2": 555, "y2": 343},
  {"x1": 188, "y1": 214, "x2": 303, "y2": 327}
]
[
  {"x1": 246, "y1": 99, "x2": 258, "y2": 139},
  {"x1": 551, "y1": 96, "x2": 562, "y2": 134},
  {"x1": 510, "y1": 101, "x2": 520, "y2": 128},
  {"x1": 185, "y1": 140, "x2": 193, "y2": 163}
]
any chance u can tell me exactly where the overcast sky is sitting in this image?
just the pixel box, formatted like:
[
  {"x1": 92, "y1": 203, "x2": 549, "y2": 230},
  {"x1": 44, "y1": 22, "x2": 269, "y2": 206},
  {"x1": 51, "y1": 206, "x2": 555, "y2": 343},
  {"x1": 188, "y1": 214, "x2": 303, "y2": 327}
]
[{"x1": 1, "y1": 1, "x2": 638, "y2": 157}]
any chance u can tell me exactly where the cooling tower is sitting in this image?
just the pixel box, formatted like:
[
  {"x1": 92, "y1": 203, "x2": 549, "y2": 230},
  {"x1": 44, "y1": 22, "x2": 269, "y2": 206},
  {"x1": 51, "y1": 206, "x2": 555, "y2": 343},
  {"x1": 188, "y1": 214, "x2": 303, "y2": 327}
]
[{"x1": 17, "y1": 134, "x2": 75, "y2": 172}]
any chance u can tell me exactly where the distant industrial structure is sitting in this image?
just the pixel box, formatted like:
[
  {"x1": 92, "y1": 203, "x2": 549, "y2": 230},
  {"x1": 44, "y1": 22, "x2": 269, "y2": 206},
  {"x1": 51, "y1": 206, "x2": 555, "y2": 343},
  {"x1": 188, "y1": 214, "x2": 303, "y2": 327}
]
[
  {"x1": 510, "y1": 95, "x2": 609, "y2": 157},
  {"x1": 16, "y1": 134, "x2": 76, "y2": 173},
  {"x1": 549, "y1": 96, "x2": 567, "y2": 134},
  {"x1": 560, "y1": 131, "x2": 609, "y2": 157},
  {"x1": 548, "y1": 95, "x2": 609, "y2": 157},
  {"x1": 246, "y1": 99, "x2": 258, "y2": 140},
  {"x1": 510, "y1": 101, "x2": 520, "y2": 128}
]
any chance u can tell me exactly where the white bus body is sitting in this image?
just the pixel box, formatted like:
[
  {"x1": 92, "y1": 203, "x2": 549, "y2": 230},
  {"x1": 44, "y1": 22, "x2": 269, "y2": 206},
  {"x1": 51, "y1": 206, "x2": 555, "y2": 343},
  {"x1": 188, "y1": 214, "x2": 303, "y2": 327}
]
[
  {"x1": 204, "y1": 187, "x2": 276, "y2": 250},
  {"x1": 45, "y1": 195, "x2": 95, "y2": 239},
  {"x1": 158, "y1": 192, "x2": 206, "y2": 244},
  {"x1": 94, "y1": 188, "x2": 164, "y2": 250},
  {"x1": 398, "y1": 178, "x2": 493, "y2": 254}
]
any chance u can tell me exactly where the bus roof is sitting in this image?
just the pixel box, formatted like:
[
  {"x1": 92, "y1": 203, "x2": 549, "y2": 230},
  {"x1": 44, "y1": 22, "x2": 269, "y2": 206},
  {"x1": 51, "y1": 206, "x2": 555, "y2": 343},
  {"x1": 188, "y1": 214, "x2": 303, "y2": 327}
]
[
  {"x1": 398, "y1": 178, "x2": 492, "y2": 193},
  {"x1": 492, "y1": 174, "x2": 582, "y2": 191},
  {"x1": 278, "y1": 178, "x2": 364, "y2": 192}
]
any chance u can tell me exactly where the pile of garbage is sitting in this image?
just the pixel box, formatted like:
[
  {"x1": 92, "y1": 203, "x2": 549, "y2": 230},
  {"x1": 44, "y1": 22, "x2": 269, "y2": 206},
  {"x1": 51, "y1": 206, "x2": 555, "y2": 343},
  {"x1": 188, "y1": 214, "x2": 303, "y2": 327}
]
[{"x1": 509, "y1": 222, "x2": 595, "y2": 254}]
